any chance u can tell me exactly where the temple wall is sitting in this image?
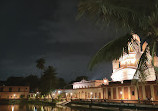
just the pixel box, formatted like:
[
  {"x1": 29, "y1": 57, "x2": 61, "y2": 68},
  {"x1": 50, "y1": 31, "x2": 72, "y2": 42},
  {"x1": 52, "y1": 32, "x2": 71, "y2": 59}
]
[
  {"x1": 73, "y1": 80, "x2": 104, "y2": 89},
  {"x1": 63, "y1": 81, "x2": 158, "y2": 101}
]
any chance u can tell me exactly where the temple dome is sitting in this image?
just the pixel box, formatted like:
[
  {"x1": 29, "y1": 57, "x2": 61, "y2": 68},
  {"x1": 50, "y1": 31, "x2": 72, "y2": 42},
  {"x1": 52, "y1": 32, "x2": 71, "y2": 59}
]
[{"x1": 133, "y1": 34, "x2": 140, "y2": 43}]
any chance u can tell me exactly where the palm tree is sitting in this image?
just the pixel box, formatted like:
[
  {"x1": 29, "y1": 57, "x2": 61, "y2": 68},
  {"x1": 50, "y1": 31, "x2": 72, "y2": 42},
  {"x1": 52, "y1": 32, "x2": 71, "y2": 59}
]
[
  {"x1": 40, "y1": 66, "x2": 57, "y2": 101},
  {"x1": 78, "y1": 0, "x2": 158, "y2": 82},
  {"x1": 36, "y1": 58, "x2": 45, "y2": 76}
]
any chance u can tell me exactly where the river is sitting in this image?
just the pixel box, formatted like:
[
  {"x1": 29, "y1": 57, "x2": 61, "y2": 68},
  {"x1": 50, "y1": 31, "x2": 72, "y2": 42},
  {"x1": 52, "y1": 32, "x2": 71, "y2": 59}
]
[{"x1": 0, "y1": 104, "x2": 152, "y2": 111}]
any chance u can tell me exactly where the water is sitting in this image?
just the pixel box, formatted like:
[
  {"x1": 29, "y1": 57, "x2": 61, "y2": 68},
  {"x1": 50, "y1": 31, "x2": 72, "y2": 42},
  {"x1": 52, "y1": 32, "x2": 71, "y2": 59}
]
[{"x1": 0, "y1": 104, "x2": 151, "y2": 111}]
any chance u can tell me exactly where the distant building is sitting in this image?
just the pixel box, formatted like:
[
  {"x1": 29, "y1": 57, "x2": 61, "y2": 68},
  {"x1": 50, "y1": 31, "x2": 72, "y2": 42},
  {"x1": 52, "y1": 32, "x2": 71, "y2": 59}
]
[
  {"x1": 0, "y1": 86, "x2": 29, "y2": 99},
  {"x1": 73, "y1": 78, "x2": 109, "y2": 89}
]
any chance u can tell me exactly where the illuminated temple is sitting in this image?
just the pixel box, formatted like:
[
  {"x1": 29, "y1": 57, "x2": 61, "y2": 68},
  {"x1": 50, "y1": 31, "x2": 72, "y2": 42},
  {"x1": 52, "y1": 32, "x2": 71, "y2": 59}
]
[
  {"x1": 45, "y1": 34, "x2": 158, "y2": 102},
  {"x1": 111, "y1": 34, "x2": 156, "y2": 82}
]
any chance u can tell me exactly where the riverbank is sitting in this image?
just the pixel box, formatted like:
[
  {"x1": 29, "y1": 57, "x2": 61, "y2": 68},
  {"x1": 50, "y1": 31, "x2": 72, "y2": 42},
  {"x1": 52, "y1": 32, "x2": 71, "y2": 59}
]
[
  {"x1": 67, "y1": 100, "x2": 158, "y2": 110},
  {"x1": 0, "y1": 99, "x2": 56, "y2": 106}
]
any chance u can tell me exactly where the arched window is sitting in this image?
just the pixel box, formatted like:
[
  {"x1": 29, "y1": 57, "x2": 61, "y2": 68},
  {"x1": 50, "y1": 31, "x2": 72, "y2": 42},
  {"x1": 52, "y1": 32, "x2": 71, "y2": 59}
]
[
  {"x1": 119, "y1": 62, "x2": 121, "y2": 68},
  {"x1": 85, "y1": 92, "x2": 87, "y2": 99},
  {"x1": 99, "y1": 92, "x2": 101, "y2": 99},
  {"x1": 88, "y1": 93, "x2": 90, "y2": 98},
  {"x1": 95, "y1": 93, "x2": 97, "y2": 98}
]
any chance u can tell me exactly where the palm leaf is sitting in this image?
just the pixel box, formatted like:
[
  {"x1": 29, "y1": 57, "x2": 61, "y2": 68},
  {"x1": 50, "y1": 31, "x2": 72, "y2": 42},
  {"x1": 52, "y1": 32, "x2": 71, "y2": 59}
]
[
  {"x1": 133, "y1": 46, "x2": 148, "y2": 82},
  {"x1": 78, "y1": 0, "x2": 138, "y2": 30},
  {"x1": 78, "y1": 0, "x2": 158, "y2": 33},
  {"x1": 89, "y1": 33, "x2": 133, "y2": 70},
  {"x1": 148, "y1": 39, "x2": 158, "y2": 81},
  {"x1": 151, "y1": 41, "x2": 156, "y2": 66}
]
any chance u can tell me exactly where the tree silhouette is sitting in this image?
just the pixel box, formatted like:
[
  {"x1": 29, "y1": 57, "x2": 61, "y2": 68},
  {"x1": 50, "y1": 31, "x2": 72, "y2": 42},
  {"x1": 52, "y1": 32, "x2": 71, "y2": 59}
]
[
  {"x1": 40, "y1": 66, "x2": 57, "y2": 101},
  {"x1": 36, "y1": 58, "x2": 45, "y2": 76}
]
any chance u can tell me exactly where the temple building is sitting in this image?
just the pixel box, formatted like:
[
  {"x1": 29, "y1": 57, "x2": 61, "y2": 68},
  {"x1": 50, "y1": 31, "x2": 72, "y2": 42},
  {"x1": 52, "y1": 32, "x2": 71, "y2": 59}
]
[
  {"x1": 52, "y1": 34, "x2": 158, "y2": 102},
  {"x1": 73, "y1": 78, "x2": 109, "y2": 89},
  {"x1": 111, "y1": 34, "x2": 156, "y2": 82}
]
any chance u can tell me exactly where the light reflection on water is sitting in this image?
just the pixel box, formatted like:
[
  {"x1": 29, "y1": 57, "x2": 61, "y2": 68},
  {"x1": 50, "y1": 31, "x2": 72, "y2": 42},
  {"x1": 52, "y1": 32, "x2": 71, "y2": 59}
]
[
  {"x1": 0, "y1": 104, "x2": 149, "y2": 111},
  {"x1": 0, "y1": 105, "x2": 74, "y2": 111},
  {"x1": 11, "y1": 105, "x2": 14, "y2": 111}
]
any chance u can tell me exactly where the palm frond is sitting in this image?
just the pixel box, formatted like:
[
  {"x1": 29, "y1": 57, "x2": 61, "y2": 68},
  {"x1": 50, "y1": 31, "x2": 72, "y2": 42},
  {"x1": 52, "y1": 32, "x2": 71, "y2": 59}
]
[
  {"x1": 89, "y1": 33, "x2": 133, "y2": 70},
  {"x1": 133, "y1": 46, "x2": 148, "y2": 82},
  {"x1": 148, "y1": 39, "x2": 158, "y2": 81},
  {"x1": 78, "y1": 0, "x2": 153, "y2": 32},
  {"x1": 151, "y1": 41, "x2": 156, "y2": 66},
  {"x1": 78, "y1": 0, "x2": 136, "y2": 27},
  {"x1": 148, "y1": 5, "x2": 158, "y2": 36},
  {"x1": 78, "y1": 0, "x2": 158, "y2": 37}
]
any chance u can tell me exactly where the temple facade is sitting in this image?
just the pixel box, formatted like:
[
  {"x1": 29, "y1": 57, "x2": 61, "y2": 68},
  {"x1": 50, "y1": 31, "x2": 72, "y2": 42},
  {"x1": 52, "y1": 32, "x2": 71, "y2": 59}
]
[
  {"x1": 73, "y1": 79, "x2": 108, "y2": 89},
  {"x1": 63, "y1": 81, "x2": 158, "y2": 101},
  {"x1": 111, "y1": 34, "x2": 156, "y2": 82}
]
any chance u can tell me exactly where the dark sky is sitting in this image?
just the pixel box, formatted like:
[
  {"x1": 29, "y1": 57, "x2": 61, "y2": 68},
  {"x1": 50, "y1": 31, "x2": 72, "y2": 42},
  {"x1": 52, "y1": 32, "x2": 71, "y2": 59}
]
[{"x1": 0, "y1": 0, "x2": 124, "y2": 82}]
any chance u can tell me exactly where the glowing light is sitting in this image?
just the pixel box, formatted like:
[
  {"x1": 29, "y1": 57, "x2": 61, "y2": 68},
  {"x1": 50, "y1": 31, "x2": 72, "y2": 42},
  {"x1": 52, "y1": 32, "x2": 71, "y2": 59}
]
[
  {"x1": 90, "y1": 92, "x2": 93, "y2": 95},
  {"x1": 66, "y1": 93, "x2": 68, "y2": 96},
  {"x1": 120, "y1": 91, "x2": 122, "y2": 95},
  {"x1": 104, "y1": 80, "x2": 107, "y2": 83},
  {"x1": 58, "y1": 91, "x2": 61, "y2": 94},
  {"x1": 13, "y1": 94, "x2": 16, "y2": 97},
  {"x1": 70, "y1": 93, "x2": 72, "y2": 96}
]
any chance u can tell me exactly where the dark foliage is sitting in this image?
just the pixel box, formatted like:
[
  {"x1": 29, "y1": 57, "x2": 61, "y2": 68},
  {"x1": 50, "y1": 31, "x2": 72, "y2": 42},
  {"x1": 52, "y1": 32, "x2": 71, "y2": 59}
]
[
  {"x1": 56, "y1": 77, "x2": 67, "y2": 89},
  {"x1": 36, "y1": 58, "x2": 45, "y2": 71},
  {"x1": 24, "y1": 75, "x2": 40, "y2": 92},
  {"x1": 6, "y1": 77, "x2": 25, "y2": 86},
  {"x1": 39, "y1": 66, "x2": 57, "y2": 95}
]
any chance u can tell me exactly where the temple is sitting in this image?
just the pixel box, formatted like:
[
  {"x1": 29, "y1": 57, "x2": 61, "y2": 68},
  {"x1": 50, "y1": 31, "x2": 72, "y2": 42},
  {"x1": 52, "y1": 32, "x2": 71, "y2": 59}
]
[
  {"x1": 73, "y1": 78, "x2": 109, "y2": 89},
  {"x1": 32, "y1": 34, "x2": 158, "y2": 102},
  {"x1": 111, "y1": 34, "x2": 156, "y2": 82}
]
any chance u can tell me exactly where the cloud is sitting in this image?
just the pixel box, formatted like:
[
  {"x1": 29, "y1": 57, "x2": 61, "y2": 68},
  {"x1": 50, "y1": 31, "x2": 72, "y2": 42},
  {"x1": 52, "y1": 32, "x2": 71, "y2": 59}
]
[{"x1": 0, "y1": 0, "x2": 125, "y2": 81}]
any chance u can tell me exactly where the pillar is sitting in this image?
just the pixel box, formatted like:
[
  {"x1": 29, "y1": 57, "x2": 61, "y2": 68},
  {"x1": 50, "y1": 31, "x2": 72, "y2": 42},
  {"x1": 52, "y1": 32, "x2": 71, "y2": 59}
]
[
  {"x1": 128, "y1": 86, "x2": 131, "y2": 100},
  {"x1": 142, "y1": 85, "x2": 146, "y2": 100},
  {"x1": 116, "y1": 87, "x2": 118, "y2": 99},
  {"x1": 111, "y1": 87, "x2": 113, "y2": 99},
  {"x1": 122, "y1": 87, "x2": 124, "y2": 99},
  {"x1": 150, "y1": 85, "x2": 155, "y2": 100},
  {"x1": 106, "y1": 87, "x2": 108, "y2": 99},
  {"x1": 135, "y1": 86, "x2": 138, "y2": 100}
]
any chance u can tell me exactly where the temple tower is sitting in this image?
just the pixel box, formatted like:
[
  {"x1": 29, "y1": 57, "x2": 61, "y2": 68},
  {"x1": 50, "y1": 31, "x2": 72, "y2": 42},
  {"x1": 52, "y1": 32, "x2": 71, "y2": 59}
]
[{"x1": 111, "y1": 34, "x2": 156, "y2": 82}]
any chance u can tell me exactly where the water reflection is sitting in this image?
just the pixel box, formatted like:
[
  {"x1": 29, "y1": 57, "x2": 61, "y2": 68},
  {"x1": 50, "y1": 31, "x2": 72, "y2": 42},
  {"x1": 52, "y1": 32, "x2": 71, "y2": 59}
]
[
  {"x1": 34, "y1": 106, "x2": 37, "y2": 111},
  {"x1": 11, "y1": 105, "x2": 14, "y2": 111},
  {"x1": 29, "y1": 105, "x2": 73, "y2": 111},
  {"x1": 0, "y1": 104, "x2": 149, "y2": 111}
]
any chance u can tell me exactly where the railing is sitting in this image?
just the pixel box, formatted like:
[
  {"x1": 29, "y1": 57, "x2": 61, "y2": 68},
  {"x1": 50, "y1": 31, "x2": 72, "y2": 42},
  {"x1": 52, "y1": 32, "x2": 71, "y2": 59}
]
[{"x1": 71, "y1": 99, "x2": 158, "y2": 105}]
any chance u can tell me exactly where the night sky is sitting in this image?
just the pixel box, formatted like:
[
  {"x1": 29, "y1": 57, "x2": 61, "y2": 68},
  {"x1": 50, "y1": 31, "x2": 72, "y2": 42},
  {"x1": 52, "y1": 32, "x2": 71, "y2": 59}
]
[{"x1": 0, "y1": 0, "x2": 124, "y2": 82}]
